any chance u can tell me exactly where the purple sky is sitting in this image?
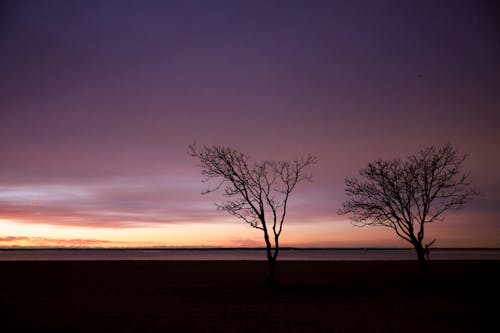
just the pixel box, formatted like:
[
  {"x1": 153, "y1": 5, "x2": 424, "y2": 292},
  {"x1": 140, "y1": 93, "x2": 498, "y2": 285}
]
[{"x1": 1, "y1": 0, "x2": 499, "y2": 247}]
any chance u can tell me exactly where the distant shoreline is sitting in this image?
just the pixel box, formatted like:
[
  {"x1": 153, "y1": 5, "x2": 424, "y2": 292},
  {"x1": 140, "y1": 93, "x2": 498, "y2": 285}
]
[
  {"x1": 2, "y1": 248, "x2": 499, "y2": 261},
  {"x1": 0, "y1": 247, "x2": 499, "y2": 251}
]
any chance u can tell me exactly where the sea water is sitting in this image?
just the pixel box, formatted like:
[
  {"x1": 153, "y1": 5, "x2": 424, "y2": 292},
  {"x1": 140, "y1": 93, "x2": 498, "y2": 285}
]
[{"x1": 0, "y1": 248, "x2": 499, "y2": 261}]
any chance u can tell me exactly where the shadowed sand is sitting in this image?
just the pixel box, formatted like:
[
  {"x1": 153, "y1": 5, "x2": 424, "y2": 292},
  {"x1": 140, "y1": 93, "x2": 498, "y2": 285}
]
[{"x1": 1, "y1": 261, "x2": 498, "y2": 332}]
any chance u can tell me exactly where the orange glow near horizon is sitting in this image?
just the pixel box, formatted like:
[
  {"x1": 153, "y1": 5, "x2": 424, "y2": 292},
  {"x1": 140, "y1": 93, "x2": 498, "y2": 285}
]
[
  {"x1": 0, "y1": 217, "x2": 397, "y2": 248},
  {"x1": 2, "y1": 215, "x2": 498, "y2": 248}
]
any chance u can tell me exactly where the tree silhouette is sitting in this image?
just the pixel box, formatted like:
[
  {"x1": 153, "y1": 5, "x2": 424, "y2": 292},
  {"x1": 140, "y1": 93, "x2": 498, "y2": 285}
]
[
  {"x1": 338, "y1": 144, "x2": 477, "y2": 273},
  {"x1": 189, "y1": 144, "x2": 317, "y2": 287}
]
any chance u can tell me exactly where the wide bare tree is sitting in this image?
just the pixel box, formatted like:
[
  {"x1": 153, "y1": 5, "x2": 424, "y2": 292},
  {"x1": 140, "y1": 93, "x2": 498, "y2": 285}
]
[
  {"x1": 338, "y1": 144, "x2": 477, "y2": 273},
  {"x1": 189, "y1": 144, "x2": 317, "y2": 286}
]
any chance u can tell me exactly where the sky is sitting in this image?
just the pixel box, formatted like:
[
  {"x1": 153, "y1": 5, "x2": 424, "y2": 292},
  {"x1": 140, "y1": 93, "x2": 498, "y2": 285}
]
[{"x1": 1, "y1": 0, "x2": 499, "y2": 248}]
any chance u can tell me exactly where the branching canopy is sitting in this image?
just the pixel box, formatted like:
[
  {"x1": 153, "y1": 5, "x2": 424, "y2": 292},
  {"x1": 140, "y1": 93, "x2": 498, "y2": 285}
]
[
  {"x1": 338, "y1": 144, "x2": 478, "y2": 244},
  {"x1": 189, "y1": 144, "x2": 317, "y2": 242}
]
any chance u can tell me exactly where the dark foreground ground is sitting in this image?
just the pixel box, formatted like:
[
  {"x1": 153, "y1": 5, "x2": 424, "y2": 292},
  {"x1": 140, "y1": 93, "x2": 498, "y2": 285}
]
[{"x1": 1, "y1": 261, "x2": 499, "y2": 332}]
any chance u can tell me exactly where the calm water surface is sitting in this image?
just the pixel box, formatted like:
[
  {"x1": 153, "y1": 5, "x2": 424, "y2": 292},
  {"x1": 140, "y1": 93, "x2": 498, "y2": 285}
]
[{"x1": 1, "y1": 248, "x2": 499, "y2": 261}]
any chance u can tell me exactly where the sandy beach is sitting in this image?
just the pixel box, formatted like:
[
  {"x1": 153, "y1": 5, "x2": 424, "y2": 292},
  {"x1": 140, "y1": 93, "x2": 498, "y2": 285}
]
[{"x1": 1, "y1": 260, "x2": 498, "y2": 332}]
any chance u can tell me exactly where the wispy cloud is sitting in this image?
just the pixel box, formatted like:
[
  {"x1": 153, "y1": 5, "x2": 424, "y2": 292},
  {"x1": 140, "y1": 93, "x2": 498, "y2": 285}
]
[
  {"x1": 0, "y1": 177, "x2": 226, "y2": 228},
  {"x1": 0, "y1": 177, "x2": 346, "y2": 228},
  {"x1": 0, "y1": 236, "x2": 130, "y2": 247}
]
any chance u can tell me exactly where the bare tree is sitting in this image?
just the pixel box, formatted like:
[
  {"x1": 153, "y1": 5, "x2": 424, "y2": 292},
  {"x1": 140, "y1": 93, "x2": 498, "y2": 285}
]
[
  {"x1": 189, "y1": 144, "x2": 317, "y2": 287},
  {"x1": 338, "y1": 144, "x2": 477, "y2": 273}
]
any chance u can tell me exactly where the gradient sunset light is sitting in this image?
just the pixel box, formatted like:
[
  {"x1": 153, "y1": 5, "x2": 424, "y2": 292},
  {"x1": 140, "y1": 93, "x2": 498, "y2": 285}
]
[{"x1": 1, "y1": 0, "x2": 499, "y2": 248}]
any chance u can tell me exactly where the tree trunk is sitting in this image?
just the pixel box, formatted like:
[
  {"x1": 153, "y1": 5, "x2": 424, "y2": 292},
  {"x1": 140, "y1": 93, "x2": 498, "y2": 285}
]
[
  {"x1": 263, "y1": 230, "x2": 276, "y2": 288},
  {"x1": 267, "y1": 257, "x2": 277, "y2": 288},
  {"x1": 414, "y1": 243, "x2": 429, "y2": 274}
]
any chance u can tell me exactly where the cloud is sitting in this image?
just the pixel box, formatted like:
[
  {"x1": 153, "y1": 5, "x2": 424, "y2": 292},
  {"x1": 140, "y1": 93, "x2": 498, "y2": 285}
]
[
  {"x1": 1, "y1": 172, "x2": 496, "y2": 231},
  {"x1": 0, "y1": 175, "x2": 346, "y2": 229},
  {"x1": 223, "y1": 237, "x2": 264, "y2": 247},
  {"x1": 0, "y1": 236, "x2": 129, "y2": 247},
  {"x1": 0, "y1": 178, "x2": 229, "y2": 228}
]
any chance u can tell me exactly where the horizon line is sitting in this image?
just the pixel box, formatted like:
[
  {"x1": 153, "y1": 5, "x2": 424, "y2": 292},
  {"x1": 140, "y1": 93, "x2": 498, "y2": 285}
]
[{"x1": 1, "y1": 246, "x2": 499, "y2": 251}]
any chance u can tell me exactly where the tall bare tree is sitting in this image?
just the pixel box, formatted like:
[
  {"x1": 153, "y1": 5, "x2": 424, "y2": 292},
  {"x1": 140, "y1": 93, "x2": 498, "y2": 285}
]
[
  {"x1": 189, "y1": 144, "x2": 317, "y2": 286},
  {"x1": 338, "y1": 144, "x2": 477, "y2": 273}
]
